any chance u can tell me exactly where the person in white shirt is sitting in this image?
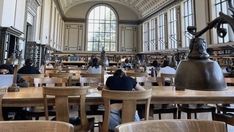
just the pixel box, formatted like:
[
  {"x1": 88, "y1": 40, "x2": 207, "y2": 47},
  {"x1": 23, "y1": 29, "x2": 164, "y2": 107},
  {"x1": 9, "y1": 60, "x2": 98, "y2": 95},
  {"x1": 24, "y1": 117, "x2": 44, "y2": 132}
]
[
  {"x1": 158, "y1": 60, "x2": 176, "y2": 75},
  {"x1": 158, "y1": 60, "x2": 176, "y2": 86},
  {"x1": 87, "y1": 57, "x2": 102, "y2": 74}
]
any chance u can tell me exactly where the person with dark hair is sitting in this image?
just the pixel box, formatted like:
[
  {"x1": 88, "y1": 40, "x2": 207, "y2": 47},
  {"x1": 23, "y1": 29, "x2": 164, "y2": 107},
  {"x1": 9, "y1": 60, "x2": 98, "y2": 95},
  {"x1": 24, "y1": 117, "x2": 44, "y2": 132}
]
[
  {"x1": 87, "y1": 57, "x2": 102, "y2": 74},
  {"x1": 149, "y1": 60, "x2": 160, "y2": 77},
  {"x1": 0, "y1": 64, "x2": 13, "y2": 74},
  {"x1": 18, "y1": 59, "x2": 40, "y2": 74},
  {"x1": 152, "y1": 60, "x2": 160, "y2": 68},
  {"x1": 122, "y1": 58, "x2": 132, "y2": 69},
  {"x1": 106, "y1": 69, "x2": 145, "y2": 131}
]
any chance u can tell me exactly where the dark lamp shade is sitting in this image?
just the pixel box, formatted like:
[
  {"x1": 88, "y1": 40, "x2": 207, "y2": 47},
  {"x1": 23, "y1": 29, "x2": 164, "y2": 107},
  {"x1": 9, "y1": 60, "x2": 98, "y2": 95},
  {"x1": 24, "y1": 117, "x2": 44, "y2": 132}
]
[{"x1": 175, "y1": 59, "x2": 227, "y2": 91}]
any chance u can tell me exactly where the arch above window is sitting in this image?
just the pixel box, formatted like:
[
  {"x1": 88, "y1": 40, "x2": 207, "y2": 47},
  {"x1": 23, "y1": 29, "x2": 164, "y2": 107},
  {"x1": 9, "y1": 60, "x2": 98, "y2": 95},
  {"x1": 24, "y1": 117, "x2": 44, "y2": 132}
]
[{"x1": 87, "y1": 4, "x2": 118, "y2": 52}]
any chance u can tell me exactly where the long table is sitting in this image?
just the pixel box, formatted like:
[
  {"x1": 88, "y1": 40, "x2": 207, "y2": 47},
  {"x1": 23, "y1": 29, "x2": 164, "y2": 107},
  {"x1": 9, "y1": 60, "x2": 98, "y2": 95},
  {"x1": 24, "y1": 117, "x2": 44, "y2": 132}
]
[{"x1": 2, "y1": 86, "x2": 234, "y2": 107}]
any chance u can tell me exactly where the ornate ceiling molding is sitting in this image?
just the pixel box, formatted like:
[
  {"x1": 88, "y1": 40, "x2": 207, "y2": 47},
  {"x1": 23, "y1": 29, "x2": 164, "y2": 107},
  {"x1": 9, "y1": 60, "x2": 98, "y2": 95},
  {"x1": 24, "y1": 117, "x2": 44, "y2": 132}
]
[{"x1": 57, "y1": 0, "x2": 175, "y2": 19}]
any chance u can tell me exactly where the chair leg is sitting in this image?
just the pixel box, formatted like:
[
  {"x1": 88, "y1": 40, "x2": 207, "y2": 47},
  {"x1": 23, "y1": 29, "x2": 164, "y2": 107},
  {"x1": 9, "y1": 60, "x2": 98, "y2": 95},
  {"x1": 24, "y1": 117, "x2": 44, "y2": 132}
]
[
  {"x1": 173, "y1": 111, "x2": 177, "y2": 119},
  {"x1": 99, "y1": 122, "x2": 102, "y2": 132},
  {"x1": 178, "y1": 111, "x2": 181, "y2": 119},
  {"x1": 158, "y1": 113, "x2": 161, "y2": 120},
  {"x1": 194, "y1": 113, "x2": 197, "y2": 119},
  {"x1": 187, "y1": 113, "x2": 191, "y2": 119}
]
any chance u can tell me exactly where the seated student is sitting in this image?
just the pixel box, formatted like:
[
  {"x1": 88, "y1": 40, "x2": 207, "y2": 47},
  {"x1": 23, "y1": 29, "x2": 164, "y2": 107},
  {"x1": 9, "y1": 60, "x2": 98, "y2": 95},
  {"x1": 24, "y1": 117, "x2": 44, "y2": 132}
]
[
  {"x1": 0, "y1": 64, "x2": 29, "y2": 120},
  {"x1": 106, "y1": 69, "x2": 145, "y2": 131},
  {"x1": 122, "y1": 58, "x2": 132, "y2": 69},
  {"x1": 158, "y1": 60, "x2": 176, "y2": 86},
  {"x1": 87, "y1": 57, "x2": 102, "y2": 74},
  {"x1": 18, "y1": 59, "x2": 40, "y2": 74}
]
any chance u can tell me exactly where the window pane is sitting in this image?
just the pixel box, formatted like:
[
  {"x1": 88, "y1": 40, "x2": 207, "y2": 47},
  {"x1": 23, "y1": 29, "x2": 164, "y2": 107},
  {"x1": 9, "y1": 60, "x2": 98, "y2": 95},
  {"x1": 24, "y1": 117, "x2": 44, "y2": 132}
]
[
  {"x1": 87, "y1": 5, "x2": 117, "y2": 51},
  {"x1": 215, "y1": 0, "x2": 230, "y2": 43},
  {"x1": 183, "y1": 0, "x2": 194, "y2": 47}
]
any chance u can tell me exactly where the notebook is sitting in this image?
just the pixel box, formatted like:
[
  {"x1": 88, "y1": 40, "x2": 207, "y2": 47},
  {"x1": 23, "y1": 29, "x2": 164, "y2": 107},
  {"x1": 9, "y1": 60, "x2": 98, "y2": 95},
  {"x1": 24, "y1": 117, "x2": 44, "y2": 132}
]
[{"x1": 0, "y1": 75, "x2": 14, "y2": 89}]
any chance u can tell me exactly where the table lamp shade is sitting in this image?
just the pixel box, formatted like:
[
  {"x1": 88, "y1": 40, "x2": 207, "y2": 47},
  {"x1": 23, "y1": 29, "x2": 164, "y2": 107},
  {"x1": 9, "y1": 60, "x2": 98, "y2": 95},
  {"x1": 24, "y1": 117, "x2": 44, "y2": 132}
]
[{"x1": 175, "y1": 38, "x2": 227, "y2": 91}]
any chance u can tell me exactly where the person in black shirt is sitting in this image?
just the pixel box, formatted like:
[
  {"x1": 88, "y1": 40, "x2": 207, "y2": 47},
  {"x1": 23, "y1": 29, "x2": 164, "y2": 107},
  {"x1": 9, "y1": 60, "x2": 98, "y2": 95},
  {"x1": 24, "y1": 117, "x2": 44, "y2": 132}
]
[
  {"x1": 106, "y1": 69, "x2": 144, "y2": 91},
  {"x1": 18, "y1": 59, "x2": 40, "y2": 74},
  {"x1": 105, "y1": 69, "x2": 145, "y2": 131}
]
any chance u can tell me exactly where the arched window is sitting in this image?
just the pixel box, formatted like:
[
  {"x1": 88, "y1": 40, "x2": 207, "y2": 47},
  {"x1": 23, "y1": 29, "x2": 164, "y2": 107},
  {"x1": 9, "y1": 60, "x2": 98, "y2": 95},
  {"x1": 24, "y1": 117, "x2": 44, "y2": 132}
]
[{"x1": 87, "y1": 5, "x2": 117, "y2": 51}]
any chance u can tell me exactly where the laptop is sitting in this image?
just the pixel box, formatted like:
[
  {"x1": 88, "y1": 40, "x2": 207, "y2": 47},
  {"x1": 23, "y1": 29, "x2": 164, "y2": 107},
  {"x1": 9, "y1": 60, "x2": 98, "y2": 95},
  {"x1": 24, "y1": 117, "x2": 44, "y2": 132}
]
[{"x1": 0, "y1": 75, "x2": 14, "y2": 89}]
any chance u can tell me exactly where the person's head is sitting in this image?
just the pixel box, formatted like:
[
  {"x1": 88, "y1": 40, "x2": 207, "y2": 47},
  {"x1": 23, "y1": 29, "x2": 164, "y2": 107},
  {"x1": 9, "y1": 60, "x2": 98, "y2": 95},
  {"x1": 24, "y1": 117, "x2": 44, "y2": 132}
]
[
  {"x1": 125, "y1": 58, "x2": 129, "y2": 63},
  {"x1": 114, "y1": 69, "x2": 126, "y2": 78},
  {"x1": 162, "y1": 60, "x2": 170, "y2": 67},
  {"x1": 25, "y1": 59, "x2": 33, "y2": 66},
  {"x1": 0, "y1": 64, "x2": 13, "y2": 74},
  {"x1": 152, "y1": 60, "x2": 159, "y2": 67},
  {"x1": 91, "y1": 58, "x2": 99, "y2": 68}
]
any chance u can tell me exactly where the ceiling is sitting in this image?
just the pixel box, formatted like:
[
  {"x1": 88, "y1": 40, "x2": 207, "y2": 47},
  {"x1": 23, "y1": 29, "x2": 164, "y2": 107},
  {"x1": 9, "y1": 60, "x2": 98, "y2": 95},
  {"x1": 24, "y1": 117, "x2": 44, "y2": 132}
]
[{"x1": 58, "y1": 0, "x2": 174, "y2": 18}]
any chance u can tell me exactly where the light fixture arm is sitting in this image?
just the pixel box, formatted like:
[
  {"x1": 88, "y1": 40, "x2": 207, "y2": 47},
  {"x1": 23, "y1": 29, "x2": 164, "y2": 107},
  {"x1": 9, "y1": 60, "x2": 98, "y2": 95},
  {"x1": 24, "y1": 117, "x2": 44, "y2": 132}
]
[{"x1": 188, "y1": 0, "x2": 234, "y2": 38}]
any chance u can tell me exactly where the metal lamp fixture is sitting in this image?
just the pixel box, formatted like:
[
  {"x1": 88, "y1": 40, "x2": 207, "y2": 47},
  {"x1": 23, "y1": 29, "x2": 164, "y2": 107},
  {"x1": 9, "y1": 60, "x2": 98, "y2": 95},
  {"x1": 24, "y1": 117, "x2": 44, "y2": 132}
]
[
  {"x1": 7, "y1": 53, "x2": 20, "y2": 92},
  {"x1": 175, "y1": 0, "x2": 234, "y2": 91}
]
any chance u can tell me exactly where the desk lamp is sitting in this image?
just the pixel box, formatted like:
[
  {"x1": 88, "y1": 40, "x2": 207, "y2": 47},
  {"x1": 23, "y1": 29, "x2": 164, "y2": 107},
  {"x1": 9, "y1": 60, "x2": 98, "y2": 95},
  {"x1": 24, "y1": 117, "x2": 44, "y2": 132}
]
[
  {"x1": 7, "y1": 54, "x2": 20, "y2": 92},
  {"x1": 175, "y1": 0, "x2": 234, "y2": 91}
]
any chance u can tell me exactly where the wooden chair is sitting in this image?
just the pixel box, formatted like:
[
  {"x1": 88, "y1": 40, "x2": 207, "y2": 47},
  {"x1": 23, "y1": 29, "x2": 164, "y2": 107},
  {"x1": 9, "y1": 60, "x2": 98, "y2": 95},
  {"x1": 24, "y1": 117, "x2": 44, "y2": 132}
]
[
  {"x1": 115, "y1": 120, "x2": 226, "y2": 132},
  {"x1": 79, "y1": 73, "x2": 103, "y2": 128},
  {"x1": 45, "y1": 69, "x2": 58, "y2": 77},
  {"x1": 49, "y1": 73, "x2": 73, "y2": 86},
  {"x1": 161, "y1": 73, "x2": 175, "y2": 86},
  {"x1": 29, "y1": 77, "x2": 66, "y2": 120},
  {"x1": 216, "y1": 77, "x2": 234, "y2": 113},
  {"x1": 171, "y1": 73, "x2": 216, "y2": 119},
  {"x1": 19, "y1": 74, "x2": 45, "y2": 87},
  {"x1": 0, "y1": 94, "x2": 4, "y2": 121},
  {"x1": 102, "y1": 89, "x2": 152, "y2": 132},
  {"x1": 0, "y1": 120, "x2": 74, "y2": 132},
  {"x1": 43, "y1": 87, "x2": 94, "y2": 132},
  {"x1": 79, "y1": 73, "x2": 102, "y2": 86},
  {"x1": 34, "y1": 77, "x2": 66, "y2": 87},
  {"x1": 213, "y1": 78, "x2": 234, "y2": 126},
  {"x1": 151, "y1": 75, "x2": 178, "y2": 119},
  {"x1": 126, "y1": 72, "x2": 148, "y2": 79},
  {"x1": 105, "y1": 67, "x2": 118, "y2": 74}
]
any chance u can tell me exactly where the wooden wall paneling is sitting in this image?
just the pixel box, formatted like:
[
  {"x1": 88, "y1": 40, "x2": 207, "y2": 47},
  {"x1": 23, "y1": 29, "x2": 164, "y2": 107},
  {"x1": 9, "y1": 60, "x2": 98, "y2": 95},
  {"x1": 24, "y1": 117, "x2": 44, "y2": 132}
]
[
  {"x1": 64, "y1": 23, "x2": 84, "y2": 51},
  {"x1": 125, "y1": 27, "x2": 134, "y2": 51},
  {"x1": 78, "y1": 24, "x2": 83, "y2": 51},
  {"x1": 64, "y1": 25, "x2": 69, "y2": 51},
  {"x1": 176, "y1": 5, "x2": 182, "y2": 48}
]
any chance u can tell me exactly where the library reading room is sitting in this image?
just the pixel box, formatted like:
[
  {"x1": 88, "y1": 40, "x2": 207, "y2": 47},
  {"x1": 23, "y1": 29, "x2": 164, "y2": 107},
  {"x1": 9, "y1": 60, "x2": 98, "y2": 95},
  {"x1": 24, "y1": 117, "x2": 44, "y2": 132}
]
[{"x1": 0, "y1": 0, "x2": 234, "y2": 132}]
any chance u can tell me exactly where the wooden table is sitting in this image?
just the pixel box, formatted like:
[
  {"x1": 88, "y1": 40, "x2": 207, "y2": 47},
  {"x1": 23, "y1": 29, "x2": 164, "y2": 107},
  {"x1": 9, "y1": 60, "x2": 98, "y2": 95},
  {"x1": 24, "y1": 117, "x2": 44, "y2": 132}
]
[{"x1": 2, "y1": 86, "x2": 234, "y2": 107}]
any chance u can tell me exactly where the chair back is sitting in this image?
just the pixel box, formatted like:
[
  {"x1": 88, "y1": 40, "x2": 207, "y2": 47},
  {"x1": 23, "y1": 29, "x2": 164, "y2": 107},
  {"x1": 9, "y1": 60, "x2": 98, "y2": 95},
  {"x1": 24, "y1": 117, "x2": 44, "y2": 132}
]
[
  {"x1": 80, "y1": 73, "x2": 102, "y2": 86},
  {"x1": 102, "y1": 89, "x2": 152, "y2": 132},
  {"x1": 135, "y1": 76, "x2": 147, "y2": 86},
  {"x1": 115, "y1": 120, "x2": 226, "y2": 132},
  {"x1": 105, "y1": 67, "x2": 118, "y2": 74},
  {"x1": 45, "y1": 69, "x2": 58, "y2": 77},
  {"x1": 19, "y1": 74, "x2": 45, "y2": 87},
  {"x1": 0, "y1": 120, "x2": 74, "y2": 132},
  {"x1": 126, "y1": 72, "x2": 148, "y2": 78},
  {"x1": 224, "y1": 77, "x2": 234, "y2": 85},
  {"x1": 161, "y1": 73, "x2": 175, "y2": 86},
  {"x1": 49, "y1": 73, "x2": 72, "y2": 85},
  {"x1": 144, "y1": 76, "x2": 164, "y2": 86},
  {"x1": 43, "y1": 87, "x2": 89, "y2": 129},
  {"x1": 0, "y1": 94, "x2": 4, "y2": 121},
  {"x1": 34, "y1": 77, "x2": 66, "y2": 87}
]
